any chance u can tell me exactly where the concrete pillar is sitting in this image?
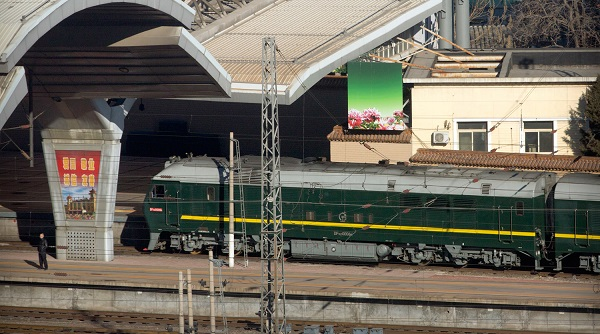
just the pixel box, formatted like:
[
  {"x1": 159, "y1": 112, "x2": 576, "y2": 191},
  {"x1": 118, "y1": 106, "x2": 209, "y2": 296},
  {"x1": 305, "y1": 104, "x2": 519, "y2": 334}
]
[
  {"x1": 438, "y1": 0, "x2": 453, "y2": 49},
  {"x1": 454, "y1": 0, "x2": 470, "y2": 49},
  {"x1": 37, "y1": 97, "x2": 135, "y2": 261}
]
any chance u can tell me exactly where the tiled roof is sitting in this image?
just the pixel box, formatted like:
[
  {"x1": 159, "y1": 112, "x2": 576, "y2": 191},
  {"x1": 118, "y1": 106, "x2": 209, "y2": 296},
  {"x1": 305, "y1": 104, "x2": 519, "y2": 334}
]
[
  {"x1": 409, "y1": 149, "x2": 600, "y2": 172},
  {"x1": 327, "y1": 125, "x2": 412, "y2": 144}
]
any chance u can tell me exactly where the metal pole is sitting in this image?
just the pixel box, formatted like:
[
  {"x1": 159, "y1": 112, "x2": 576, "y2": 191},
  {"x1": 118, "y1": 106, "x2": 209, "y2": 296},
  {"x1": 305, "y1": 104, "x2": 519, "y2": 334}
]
[
  {"x1": 438, "y1": 0, "x2": 453, "y2": 49},
  {"x1": 454, "y1": 0, "x2": 470, "y2": 48},
  {"x1": 209, "y1": 248, "x2": 216, "y2": 334},
  {"x1": 229, "y1": 131, "x2": 235, "y2": 268},
  {"x1": 179, "y1": 271, "x2": 184, "y2": 334},
  {"x1": 260, "y1": 36, "x2": 286, "y2": 334},
  {"x1": 187, "y1": 269, "x2": 194, "y2": 334},
  {"x1": 27, "y1": 69, "x2": 33, "y2": 167}
]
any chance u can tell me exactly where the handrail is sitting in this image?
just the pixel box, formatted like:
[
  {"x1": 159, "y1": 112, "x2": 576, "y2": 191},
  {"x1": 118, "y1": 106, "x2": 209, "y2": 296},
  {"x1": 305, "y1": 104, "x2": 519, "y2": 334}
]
[
  {"x1": 574, "y1": 208, "x2": 578, "y2": 246},
  {"x1": 510, "y1": 206, "x2": 514, "y2": 242}
]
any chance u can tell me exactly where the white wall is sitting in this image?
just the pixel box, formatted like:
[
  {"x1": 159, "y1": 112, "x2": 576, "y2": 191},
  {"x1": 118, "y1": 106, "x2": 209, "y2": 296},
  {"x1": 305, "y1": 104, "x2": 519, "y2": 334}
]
[
  {"x1": 410, "y1": 84, "x2": 588, "y2": 155},
  {"x1": 330, "y1": 142, "x2": 412, "y2": 164}
]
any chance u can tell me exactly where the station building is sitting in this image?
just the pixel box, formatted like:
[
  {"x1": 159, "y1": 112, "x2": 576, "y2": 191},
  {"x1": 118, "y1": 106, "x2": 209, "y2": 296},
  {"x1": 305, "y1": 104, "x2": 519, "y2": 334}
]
[{"x1": 328, "y1": 48, "x2": 600, "y2": 166}]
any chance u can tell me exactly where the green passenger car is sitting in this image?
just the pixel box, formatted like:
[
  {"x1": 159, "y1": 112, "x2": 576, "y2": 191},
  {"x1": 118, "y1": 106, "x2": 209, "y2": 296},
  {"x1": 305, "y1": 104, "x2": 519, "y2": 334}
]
[
  {"x1": 552, "y1": 173, "x2": 600, "y2": 273},
  {"x1": 144, "y1": 155, "x2": 555, "y2": 270}
]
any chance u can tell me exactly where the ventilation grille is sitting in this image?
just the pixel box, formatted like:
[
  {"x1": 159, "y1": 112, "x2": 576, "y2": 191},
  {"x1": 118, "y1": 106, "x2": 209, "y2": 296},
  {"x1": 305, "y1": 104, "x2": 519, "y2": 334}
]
[{"x1": 66, "y1": 231, "x2": 96, "y2": 261}]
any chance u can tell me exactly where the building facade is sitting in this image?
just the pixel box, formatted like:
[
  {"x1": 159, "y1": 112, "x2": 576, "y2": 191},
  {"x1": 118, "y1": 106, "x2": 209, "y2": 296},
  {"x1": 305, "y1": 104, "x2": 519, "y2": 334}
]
[{"x1": 404, "y1": 49, "x2": 600, "y2": 156}]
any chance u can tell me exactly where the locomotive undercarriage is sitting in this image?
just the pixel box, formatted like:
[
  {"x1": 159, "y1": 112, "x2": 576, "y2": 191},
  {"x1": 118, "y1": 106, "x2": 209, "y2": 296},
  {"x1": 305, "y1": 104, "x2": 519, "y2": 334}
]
[
  {"x1": 285, "y1": 239, "x2": 522, "y2": 268},
  {"x1": 155, "y1": 231, "x2": 258, "y2": 254},
  {"x1": 555, "y1": 253, "x2": 600, "y2": 273},
  {"x1": 155, "y1": 232, "x2": 524, "y2": 269},
  {"x1": 389, "y1": 244, "x2": 521, "y2": 268}
]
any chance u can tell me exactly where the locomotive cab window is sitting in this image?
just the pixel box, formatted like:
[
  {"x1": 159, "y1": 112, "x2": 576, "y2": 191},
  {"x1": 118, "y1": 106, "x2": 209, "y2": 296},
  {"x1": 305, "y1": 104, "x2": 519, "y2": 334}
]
[
  {"x1": 515, "y1": 201, "x2": 524, "y2": 216},
  {"x1": 152, "y1": 185, "x2": 165, "y2": 198},
  {"x1": 207, "y1": 187, "x2": 215, "y2": 201}
]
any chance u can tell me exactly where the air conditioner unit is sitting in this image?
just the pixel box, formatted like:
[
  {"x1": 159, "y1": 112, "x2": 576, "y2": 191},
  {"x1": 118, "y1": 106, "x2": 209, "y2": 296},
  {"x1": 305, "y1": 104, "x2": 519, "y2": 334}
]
[{"x1": 432, "y1": 131, "x2": 450, "y2": 144}]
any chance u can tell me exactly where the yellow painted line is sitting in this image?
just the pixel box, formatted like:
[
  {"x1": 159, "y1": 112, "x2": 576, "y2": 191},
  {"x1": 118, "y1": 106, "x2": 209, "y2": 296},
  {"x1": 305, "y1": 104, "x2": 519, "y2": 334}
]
[
  {"x1": 115, "y1": 209, "x2": 134, "y2": 213},
  {"x1": 555, "y1": 233, "x2": 600, "y2": 241},
  {"x1": 180, "y1": 215, "x2": 536, "y2": 237}
]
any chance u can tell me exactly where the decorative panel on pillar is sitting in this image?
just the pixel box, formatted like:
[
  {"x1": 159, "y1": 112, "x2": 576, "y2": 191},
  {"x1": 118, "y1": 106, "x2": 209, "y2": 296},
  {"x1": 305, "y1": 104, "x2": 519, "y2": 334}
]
[{"x1": 42, "y1": 130, "x2": 121, "y2": 262}]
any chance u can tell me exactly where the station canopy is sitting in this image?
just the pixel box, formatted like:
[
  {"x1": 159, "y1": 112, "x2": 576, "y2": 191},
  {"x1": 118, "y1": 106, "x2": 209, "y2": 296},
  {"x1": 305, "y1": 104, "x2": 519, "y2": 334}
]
[{"x1": 0, "y1": 0, "x2": 443, "y2": 129}]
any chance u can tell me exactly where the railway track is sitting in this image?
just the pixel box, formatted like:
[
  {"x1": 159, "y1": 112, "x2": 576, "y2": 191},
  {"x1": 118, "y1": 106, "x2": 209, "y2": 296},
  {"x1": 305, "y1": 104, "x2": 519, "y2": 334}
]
[
  {"x1": 0, "y1": 306, "x2": 553, "y2": 334},
  {"x1": 1, "y1": 240, "x2": 597, "y2": 282}
]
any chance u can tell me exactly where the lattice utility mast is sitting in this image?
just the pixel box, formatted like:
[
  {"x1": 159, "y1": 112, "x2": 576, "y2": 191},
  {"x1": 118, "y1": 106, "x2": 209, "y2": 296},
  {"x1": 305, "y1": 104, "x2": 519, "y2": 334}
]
[{"x1": 260, "y1": 36, "x2": 286, "y2": 334}]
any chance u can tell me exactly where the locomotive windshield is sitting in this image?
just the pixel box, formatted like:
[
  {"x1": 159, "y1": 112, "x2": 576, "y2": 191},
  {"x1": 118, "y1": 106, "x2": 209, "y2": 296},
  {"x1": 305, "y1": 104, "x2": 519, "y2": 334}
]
[{"x1": 151, "y1": 185, "x2": 165, "y2": 198}]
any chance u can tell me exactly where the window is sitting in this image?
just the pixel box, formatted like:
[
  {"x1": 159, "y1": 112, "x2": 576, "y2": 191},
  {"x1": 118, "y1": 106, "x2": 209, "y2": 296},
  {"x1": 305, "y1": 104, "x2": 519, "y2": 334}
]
[
  {"x1": 524, "y1": 121, "x2": 553, "y2": 152},
  {"x1": 353, "y1": 213, "x2": 363, "y2": 223},
  {"x1": 306, "y1": 211, "x2": 315, "y2": 221},
  {"x1": 515, "y1": 202, "x2": 524, "y2": 216},
  {"x1": 458, "y1": 122, "x2": 488, "y2": 151},
  {"x1": 207, "y1": 187, "x2": 215, "y2": 201},
  {"x1": 152, "y1": 185, "x2": 165, "y2": 198}
]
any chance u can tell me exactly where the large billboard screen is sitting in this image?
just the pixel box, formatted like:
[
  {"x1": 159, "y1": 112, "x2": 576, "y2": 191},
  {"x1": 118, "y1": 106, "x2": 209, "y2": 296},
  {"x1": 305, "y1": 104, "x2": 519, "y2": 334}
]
[
  {"x1": 55, "y1": 150, "x2": 101, "y2": 220},
  {"x1": 347, "y1": 62, "x2": 406, "y2": 131}
]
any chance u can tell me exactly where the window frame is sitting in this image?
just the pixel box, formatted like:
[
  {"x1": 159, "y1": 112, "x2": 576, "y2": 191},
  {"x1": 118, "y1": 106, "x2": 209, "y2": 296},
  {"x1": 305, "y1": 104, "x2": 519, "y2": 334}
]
[
  {"x1": 455, "y1": 121, "x2": 489, "y2": 152},
  {"x1": 522, "y1": 120, "x2": 555, "y2": 153}
]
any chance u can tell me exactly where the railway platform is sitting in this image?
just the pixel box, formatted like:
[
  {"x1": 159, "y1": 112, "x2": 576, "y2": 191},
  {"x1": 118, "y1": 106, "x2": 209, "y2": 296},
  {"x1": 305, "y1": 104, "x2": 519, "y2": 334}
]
[{"x1": 0, "y1": 243, "x2": 599, "y2": 333}]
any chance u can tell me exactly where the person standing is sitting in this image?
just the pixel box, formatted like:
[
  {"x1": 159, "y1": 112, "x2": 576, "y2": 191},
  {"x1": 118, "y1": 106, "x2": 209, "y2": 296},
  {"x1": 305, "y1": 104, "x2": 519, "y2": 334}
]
[{"x1": 38, "y1": 233, "x2": 48, "y2": 270}]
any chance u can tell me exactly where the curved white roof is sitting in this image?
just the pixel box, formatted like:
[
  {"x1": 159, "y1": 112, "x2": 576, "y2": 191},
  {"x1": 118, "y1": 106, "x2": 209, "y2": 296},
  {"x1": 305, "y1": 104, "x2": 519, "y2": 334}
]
[
  {"x1": 0, "y1": 0, "x2": 194, "y2": 73},
  {"x1": 195, "y1": 0, "x2": 443, "y2": 104},
  {"x1": 154, "y1": 155, "x2": 552, "y2": 199},
  {"x1": 0, "y1": 0, "x2": 232, "y2": 129},
  {"x1": 554, "y1": 173, "x2": 600, "y2": 202}
]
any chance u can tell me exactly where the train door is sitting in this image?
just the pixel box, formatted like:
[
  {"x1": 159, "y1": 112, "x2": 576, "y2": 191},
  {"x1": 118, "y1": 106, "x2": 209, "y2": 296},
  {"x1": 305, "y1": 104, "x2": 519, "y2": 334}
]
[
  {"x1": 165, "y1": 184, "x2": 181, "y2": 227},
  {"x1": 497, "y1": 205, "x2": 513, "y2": 243},
  {"x1": 573, "y1": 209, "x2": 590, "y2": 248}
]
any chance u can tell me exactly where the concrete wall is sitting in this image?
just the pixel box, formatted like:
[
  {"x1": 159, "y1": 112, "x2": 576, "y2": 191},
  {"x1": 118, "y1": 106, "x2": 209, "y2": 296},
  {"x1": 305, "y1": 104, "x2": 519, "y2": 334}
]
[
  {"x1": 0, "y1": 218, "x2": 19, "y2": 241},
  {"x1": 1, "y1": 284, "x2": 597, "y2": 333},
  {"x1": 410, "y1": 84, "x2": 588, "y2": 156}
]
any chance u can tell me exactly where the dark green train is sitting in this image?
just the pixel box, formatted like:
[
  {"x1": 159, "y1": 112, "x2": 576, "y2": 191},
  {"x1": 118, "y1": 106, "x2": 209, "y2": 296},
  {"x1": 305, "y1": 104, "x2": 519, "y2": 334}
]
[{"x1": 143, "y1": 155, "x2": 600, "y2": 273}]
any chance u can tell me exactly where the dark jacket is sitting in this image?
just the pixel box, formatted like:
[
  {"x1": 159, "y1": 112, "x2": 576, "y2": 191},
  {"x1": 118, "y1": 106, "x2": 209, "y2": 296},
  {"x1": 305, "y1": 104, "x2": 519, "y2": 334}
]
[{"x1": 38, "y1": 238, "x2": 48, "y2": 254}]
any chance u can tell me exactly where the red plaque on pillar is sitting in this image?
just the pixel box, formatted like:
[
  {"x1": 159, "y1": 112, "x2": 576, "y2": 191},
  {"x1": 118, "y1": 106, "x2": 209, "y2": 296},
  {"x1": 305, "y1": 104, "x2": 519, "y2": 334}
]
[{"x1": 55, "y1": 150, "x2": 101, "y2": 220}]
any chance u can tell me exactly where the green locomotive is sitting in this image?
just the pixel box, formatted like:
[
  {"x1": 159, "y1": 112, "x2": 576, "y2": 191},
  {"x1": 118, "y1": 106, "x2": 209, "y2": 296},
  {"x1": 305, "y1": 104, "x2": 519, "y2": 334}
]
[{"x1": 143, "y1": 155, "x2": 600, "y2": 272}]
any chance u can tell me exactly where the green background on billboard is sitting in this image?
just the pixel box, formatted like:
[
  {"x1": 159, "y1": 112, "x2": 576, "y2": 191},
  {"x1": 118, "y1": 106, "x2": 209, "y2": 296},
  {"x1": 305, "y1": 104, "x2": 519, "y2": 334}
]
[{"x1": 348, "y1": 62, "x2": 403, "y2": 117}]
